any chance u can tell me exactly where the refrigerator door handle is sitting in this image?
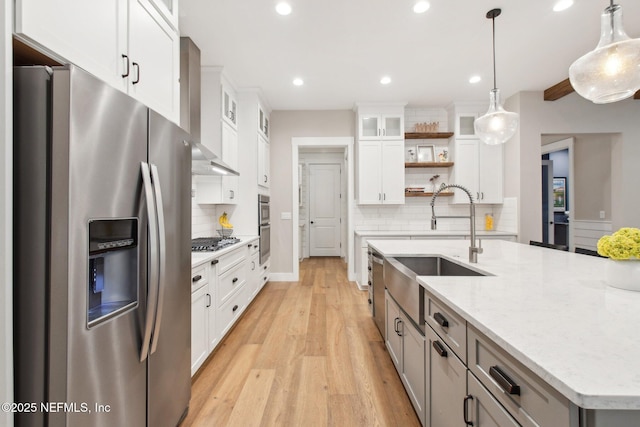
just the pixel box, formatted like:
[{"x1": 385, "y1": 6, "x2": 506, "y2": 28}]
[
  {"x1": 149, "y1": 163, "x2": 166, "y2": 354},
  {"x1": 140, "y1": 162, "x2": 160, "y2": 362}
]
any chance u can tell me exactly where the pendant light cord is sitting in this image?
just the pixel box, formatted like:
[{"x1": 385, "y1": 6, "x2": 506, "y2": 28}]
[
  {"x1": 492, "y1": 14, "x2": 497, "y2": 90},
  {"x1": 486, "y1": 8, "x2": 502, "y2": 91}
]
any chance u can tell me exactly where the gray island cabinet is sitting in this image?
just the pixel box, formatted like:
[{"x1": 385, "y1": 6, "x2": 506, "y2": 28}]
[{"x1": 369, "y1": 239, "x2": 640, "y2": 427}]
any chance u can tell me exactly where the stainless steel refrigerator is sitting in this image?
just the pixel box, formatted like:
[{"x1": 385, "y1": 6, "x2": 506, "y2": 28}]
[{"x1": 13, "y1": 65, "x2": 191, "y2": 427}]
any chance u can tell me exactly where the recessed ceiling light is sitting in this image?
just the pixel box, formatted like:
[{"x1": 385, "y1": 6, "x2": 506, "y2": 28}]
[
  {"x1": 469, "y1": 75, "x2": 482, "y2": 84},
  {"x1": 413, "y1": 1, "x2": 430, "y2": 14},
  {"x1": 553, "y1": 0, "x2": 573, "y2": 12},
  {"x1": 293, "y1": 78, "x2": 304, "y2": 86},
  {"x1": 380, "y1": 76, "x2": 392, "y2": 85},
  {"x1": 275, "y1": 2, "x2": 292, "y2": 16}
]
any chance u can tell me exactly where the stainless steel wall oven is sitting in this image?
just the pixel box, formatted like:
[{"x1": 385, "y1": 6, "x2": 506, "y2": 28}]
[{"x1": 259, "y1": 195, "x2": 270, "y2": 265}]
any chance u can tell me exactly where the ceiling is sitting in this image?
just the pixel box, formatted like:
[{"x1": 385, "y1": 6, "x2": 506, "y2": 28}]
[{"x1": 179, "y1": 0, "x2": 640, "y2": 111}]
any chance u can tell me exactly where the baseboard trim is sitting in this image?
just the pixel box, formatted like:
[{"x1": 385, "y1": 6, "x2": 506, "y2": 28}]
[{"x1": 269, "y1": 272, "x2": 297, "y2": 282}]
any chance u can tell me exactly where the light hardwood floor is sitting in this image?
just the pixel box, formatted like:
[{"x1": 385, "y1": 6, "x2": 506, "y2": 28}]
[{"x1": 182, "y1": 257, "x2": 421, "y2": 427}]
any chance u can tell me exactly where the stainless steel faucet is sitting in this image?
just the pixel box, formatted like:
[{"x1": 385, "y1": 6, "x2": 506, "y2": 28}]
[{"x1": 430, "y1": 184, "x2": 483, "y2": 263}]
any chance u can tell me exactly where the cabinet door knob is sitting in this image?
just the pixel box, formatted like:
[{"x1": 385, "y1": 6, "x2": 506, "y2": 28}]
[
  {"x1": 232, "y1": 277, "x2": 238, "y2": 283},
  {"x1": 463, "y1": 395, "x2": 474, "y2": 426},
  {"x1": 232, "y1": 304, "x2": 239, "y2": 312}
]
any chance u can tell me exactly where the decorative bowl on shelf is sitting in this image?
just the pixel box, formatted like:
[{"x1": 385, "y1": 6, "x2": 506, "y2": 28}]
[{"x1": 217, "y1": 228, "x2": 234, "y2": 238}]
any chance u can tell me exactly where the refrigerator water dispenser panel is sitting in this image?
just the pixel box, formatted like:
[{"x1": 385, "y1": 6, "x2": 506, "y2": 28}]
[{"x1": 88, "y1": 219, "x2": 139, "y2": 328}]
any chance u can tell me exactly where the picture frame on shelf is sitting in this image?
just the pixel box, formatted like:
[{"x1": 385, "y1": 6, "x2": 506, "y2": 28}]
[
  {"x1": 553, "y1": 177, "x2": 566, "y2": 211},
  {"x1": 405, "y1": 146, "x2": 417, "y2": 162},
  {"x1": 434, "y1": 146, "x2": 449, "y2": 163},
  {"x1": 417, "y1": 145, "x2": 435, "y2": 162}
]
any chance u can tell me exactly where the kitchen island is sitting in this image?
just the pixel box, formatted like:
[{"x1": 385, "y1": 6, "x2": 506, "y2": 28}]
[{"x1": 368, "y1": 239, "x2": 640, "y2": 426}]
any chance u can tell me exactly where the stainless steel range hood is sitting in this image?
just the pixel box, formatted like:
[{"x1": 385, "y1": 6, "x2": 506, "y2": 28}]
[
  {"x1": 180, "y1": 37, "x2": 239, "y2": 176},
  {"x1": 191, "y1": 141, "x2": 239, "y2": 175}
]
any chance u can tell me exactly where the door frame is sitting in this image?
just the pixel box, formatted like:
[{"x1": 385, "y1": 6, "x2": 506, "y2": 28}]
[
  {"x1": 291, "y1": 137, "x2": 354, "y2": 282},
  {"x1": 541, "y1": 138, "x2": 574, "y2": 251},
  {"x1": 308, "y1": 163, "x2": 342, "y2": 257},
  {"x1": 541, "y1": 159, "x2": 554, "y2": 244}
]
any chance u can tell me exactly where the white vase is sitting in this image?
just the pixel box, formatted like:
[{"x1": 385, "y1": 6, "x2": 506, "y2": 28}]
[{"x1": 606, "y1": 260, "x2": 640, "y2": 291}]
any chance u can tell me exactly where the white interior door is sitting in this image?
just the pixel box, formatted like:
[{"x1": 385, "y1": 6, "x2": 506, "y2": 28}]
[{"x1": 309, "y1": 164, "x2": 341, "y2": 256}]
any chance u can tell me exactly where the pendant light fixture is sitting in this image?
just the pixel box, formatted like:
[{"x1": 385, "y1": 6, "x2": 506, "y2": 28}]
[
  {"x1": 569, "y1": 1, "x2": 640, "y2": 104},
  {"x1": 474, "y1": 8, "x2": 519, "y2": 146}
]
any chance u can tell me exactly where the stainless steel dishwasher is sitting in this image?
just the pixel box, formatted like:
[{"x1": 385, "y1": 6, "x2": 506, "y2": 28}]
[{"x1": 370, "y1": 249, "x2": 385, "y2": 339}]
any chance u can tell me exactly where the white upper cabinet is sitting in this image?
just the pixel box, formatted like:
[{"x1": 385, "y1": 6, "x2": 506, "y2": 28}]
[
  {"x1": 358, "y1": 114, "x2": 404, "y2": 140},
  {"x1": 148, "y1": 0, "x2": 179, "y2": 30},
  {"x1": 127, "y1": 0, "x2": 180, "y2": 122},
  {"x1": 447, "y1": 102, "x2": 486, "y2": 140},
  {"x1": 451, "y1": 139, "x2": 503, "y2": 204},
  {"x1": 197, "y1": 69, "x2": 240, "y2": 205},
  {"x1": 221, "y1": 82, "x2": 238, "y2": 129},
  {"x1": 258, "y1": 104, "x2": 270, "y2": 140},
  {"x1": 355, "y1": 103, "x2": 406, "y2": 204},
  {"x1": 14, "y1": 0, "x2": 180, "y2": 123},
  {"x1": 357, "y1": 140, "x2": 404, "y2": 205},
  {"x1": 258, "y1": 135, "x2": 270, "y2": 189}
]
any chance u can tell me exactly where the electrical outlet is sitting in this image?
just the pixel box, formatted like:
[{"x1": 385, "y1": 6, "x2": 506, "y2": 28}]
[{"x1": 600, "y1": 210, "x2": 605, "y2": 219}]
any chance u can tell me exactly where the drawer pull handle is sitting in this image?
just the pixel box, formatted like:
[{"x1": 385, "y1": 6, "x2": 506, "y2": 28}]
[
  {"x1": 394, "y1": 317, "x2": 403, "y2": 337},
  {"x1": 463, "y1": 395, "x2": 474, "y2": 426},
  {"x1": 232, "y1": 277, "x2": 238, "y2": 283},
  {"x1": 434, "y1": 312, "x2": 449, "y2": 328},
  {"x1": 192, "y1": 275, "x2": 202, "y2": 282},
  {"x1": 211, "y1": 259, "x2": 219, "y2": 265},
  {"x1": 489, "y1": 366, "x2": 520, "y2": 395},
  {"x1": 432, "y1": 340, "x2": 448, "y2": 358},
  {"x1": 232, "y1": 304, "x2": 239, "y2": 312}
]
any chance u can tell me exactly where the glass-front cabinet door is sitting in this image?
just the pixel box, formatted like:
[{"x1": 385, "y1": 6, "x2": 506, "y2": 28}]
[
  {"x1": 150, "y1": 0, "x2": 179, "y2": 30},
  {"x1": 382, "y1": 115, "x2": 403, "y2": 139},
  {"x1": 359, "y1": 115, "x2": 380, "y2": 140}
]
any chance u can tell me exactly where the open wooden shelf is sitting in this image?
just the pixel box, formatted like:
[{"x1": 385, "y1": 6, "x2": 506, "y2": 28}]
[
  {"x1": 405, "y1": 191, "x2": 454, "y2": 197},
  {"x1": 405, "y1": 132, "x2": 454, "y2": 139},
  {"x1": 405, "y1": 162, "x2": 454, "y2": 168}
]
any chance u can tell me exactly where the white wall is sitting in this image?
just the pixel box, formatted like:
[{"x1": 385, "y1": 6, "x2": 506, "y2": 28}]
[
  {"x1": 1, "y1": 0, "x2": 13, "y2": 424},
  {"x1": 506, "y1": 92, "x2": 640, "y2": 244}
]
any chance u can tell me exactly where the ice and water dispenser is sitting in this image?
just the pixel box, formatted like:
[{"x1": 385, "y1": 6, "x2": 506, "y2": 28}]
[{"x1": 88, "y1": 219, "x2": 138, "y2": 328}]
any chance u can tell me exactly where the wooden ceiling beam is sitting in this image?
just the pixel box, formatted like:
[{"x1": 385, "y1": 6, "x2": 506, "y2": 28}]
[
  {"x1": 544, "y1": 78, "x2": 574, "y2": 101},
  {"x1": 545, "y1": 77, "x2": 640, "y2": 101}
]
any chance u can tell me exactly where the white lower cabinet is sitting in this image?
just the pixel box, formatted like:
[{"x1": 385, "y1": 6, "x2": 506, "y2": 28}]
[
  {"x1": 190, "y1": 263, "x2": 216, "y2": 376},
  {"x1": 385, "y1": 291, "x2": 426, "y2": 425},
  {"x1": 191, "y1": 240, "x2": 265, "y2": 377}
]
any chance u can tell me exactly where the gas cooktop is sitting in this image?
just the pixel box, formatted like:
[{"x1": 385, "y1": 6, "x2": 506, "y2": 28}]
[{"x1": 191, "y1": 237, "x2": 240, "y2": 252}]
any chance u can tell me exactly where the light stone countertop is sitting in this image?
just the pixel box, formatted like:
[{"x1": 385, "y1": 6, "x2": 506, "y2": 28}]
[
  {"x1": 355, "y1": 230, "x2": 517, "y2": 238},
  {"x1": 367, "y1": 238, "x2": 640, "y2": 410},
  {"x1": 191, "y1": 235, "x2": 259, "y2": 268}
]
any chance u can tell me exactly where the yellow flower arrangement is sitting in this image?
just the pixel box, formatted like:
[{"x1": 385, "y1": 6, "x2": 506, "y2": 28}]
[{"x1": 597, "y1": 227, "x2": 640, "y2": 260}]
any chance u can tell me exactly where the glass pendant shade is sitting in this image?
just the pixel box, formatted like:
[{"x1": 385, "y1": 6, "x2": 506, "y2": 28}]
[
  {"x1": 475, "y1": 89, "x2": 519, "y2": 145},
  {"x1": 569, "y1": 4, "x2": 640, "y2": 104}
]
